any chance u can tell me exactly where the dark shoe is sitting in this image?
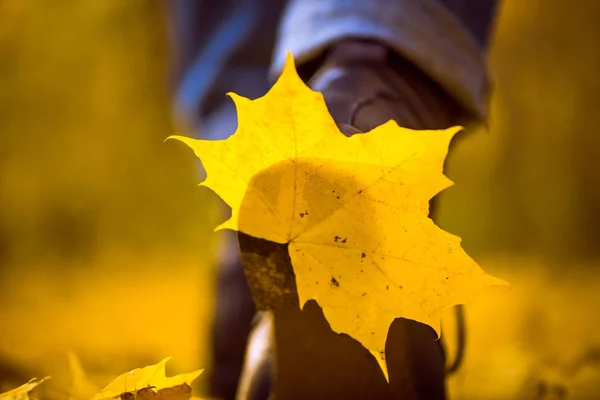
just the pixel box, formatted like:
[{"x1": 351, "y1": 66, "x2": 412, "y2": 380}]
[
  {"x1": 300, "y1": 39, "x2": 470, "y2": 134},
  {"x1": 236, "y1": 39, "x2": 469, "y2": 400}
]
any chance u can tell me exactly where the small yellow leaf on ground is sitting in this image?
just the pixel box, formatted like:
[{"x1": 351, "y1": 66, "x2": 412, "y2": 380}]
[
  {"x1": 0, "y1": 377, "x2": 50, "y2": 400},
  {"x1": 171, "y1": 53, "x2": 508, "y2": 379},
  {"x1": 91, "y1": 358, "x2": 203, "y2": 400}
]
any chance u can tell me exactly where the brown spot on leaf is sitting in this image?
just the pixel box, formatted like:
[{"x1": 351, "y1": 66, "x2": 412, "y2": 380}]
[{"x1": 331, "y1": 277, "x2": 340, "y2": 287}]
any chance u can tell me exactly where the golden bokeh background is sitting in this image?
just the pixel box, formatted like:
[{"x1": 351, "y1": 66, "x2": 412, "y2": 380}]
[
  {"x1": 0, "y1": 1, "x2": 220, "y2": 396},
  {"x1": 0, "y1": 1, "x2": 599, "y2": 399}
]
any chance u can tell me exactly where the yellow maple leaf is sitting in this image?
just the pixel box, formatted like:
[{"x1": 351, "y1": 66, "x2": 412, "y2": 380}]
[
  {"x1": 170, "y1": 53, "x2": 507, "y2": 379},
  {"x1": 91, "y1": 358, "x2": 203, "y2": 400},
  {"x1": 0, "y1": 377, "x2": 50, "y2": 400}
]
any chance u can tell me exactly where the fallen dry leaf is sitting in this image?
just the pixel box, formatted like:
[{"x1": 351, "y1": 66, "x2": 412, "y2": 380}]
[
  {"x1": 0, "y1": 377, "x2": 50, "y2": 400},
  {"x1": 171, "y1": 53, "x2": 507, "y2": 379},
  {"x1": 91, "y1": 358, "x2": 202, "y2": 400}
]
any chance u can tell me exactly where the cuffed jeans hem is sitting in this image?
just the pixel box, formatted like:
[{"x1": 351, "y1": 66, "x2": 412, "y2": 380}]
[{"x1": 270, "y1": 0, "x2": 490, "y2": 119}]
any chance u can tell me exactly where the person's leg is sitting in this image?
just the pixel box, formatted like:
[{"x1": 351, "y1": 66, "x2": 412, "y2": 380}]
[
  {"x1": 172, "y1": 0, "x2": 500, "y2": 398},
  {"x1": 236, "y1": 1, "x2": 501, "y2": 399},
  {"x1": 169, "y1": 2, "x2": 287, "y2": 399}
]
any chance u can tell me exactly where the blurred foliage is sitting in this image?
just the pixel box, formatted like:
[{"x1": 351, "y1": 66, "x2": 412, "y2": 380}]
[
  {"x1": 437, "y1": 1, "x2": 600, "y2": 398},
  {"x1": 0, "y1": 0, "x2": 599, "y2": 399},
  {"x1": 0, "y1": 0, "x2": 219, "y2": 395},
  {"x1": 438, "y1": 0, "x2": 600, "y2": 266}
]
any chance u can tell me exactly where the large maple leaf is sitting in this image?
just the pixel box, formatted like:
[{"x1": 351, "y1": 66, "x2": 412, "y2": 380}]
[{"x1": 171, "y1": 54, "x2": 507, "y2": 379}]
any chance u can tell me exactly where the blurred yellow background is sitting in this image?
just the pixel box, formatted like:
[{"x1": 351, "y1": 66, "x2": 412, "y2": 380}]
[
  {"x1": 0, "y1": 1, "x2": 599, "y2": 399},
  {"x1": 0, "y1": 1, "x2": 220, "y2": 396}
]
